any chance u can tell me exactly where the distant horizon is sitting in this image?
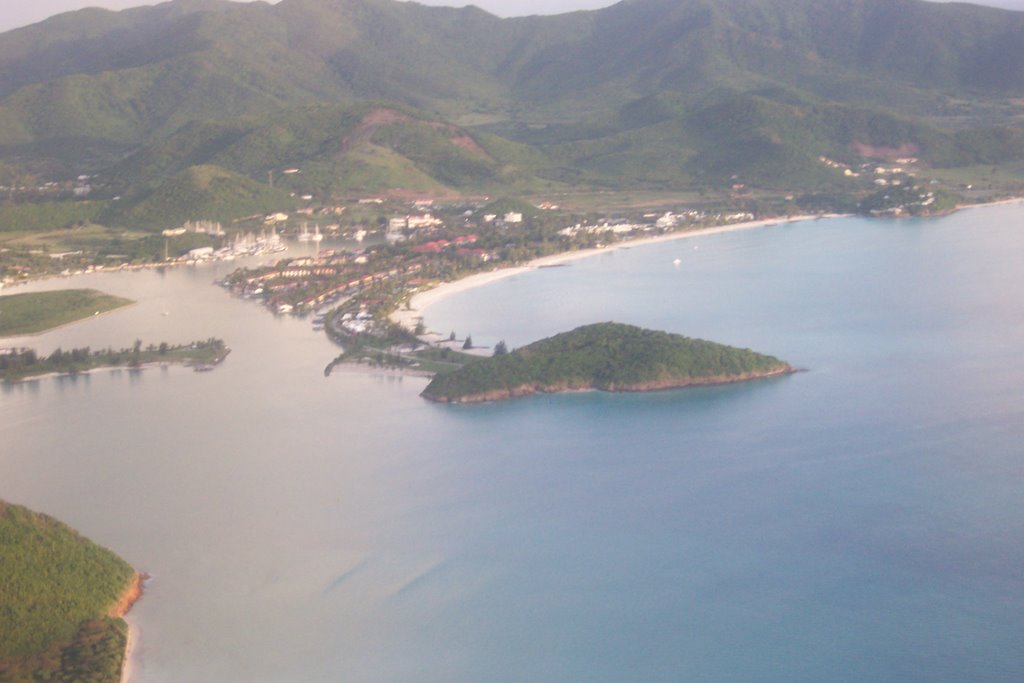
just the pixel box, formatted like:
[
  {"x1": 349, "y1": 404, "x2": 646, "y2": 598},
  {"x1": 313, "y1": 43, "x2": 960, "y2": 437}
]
[{"x1": 6, "y1": 0, "x2": 1024, "y2": 34}]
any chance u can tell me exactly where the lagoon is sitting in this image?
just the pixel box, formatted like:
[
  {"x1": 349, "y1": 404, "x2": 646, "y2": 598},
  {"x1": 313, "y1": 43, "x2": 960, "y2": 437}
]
[{"x1": 2, "y1": 207, "x2": 1024, "y2": 681}]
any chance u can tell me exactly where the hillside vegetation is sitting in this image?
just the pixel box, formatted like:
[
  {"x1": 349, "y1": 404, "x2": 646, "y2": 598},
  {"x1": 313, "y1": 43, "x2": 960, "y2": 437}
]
[
  {"x1": 106, "y1": 103, "x2": 545, "y2": 200},
  {"x1": 102, "y1": 164, "x2": 297, "y2": 230},
  {"x1": 2, "y1": 0, "x2": 1024, "y2": 221},
  {"x1": 422, "y1": 322, "x2": 794, "y2": 403},
  {"x1": 0, "y1": 501, "x2": 138, "y2": 682}
]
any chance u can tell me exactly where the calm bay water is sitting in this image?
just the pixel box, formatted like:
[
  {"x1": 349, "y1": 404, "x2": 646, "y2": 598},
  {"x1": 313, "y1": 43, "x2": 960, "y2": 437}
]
[{"x1": 2, "y1": 208, "x2": 1023, "y2": 681}]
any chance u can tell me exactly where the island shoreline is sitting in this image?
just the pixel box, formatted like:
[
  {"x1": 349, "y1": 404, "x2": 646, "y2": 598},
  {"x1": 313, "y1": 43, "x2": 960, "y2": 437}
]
[
  {"x1": 422, "y1": 365, "x2": 800, "y2": 404},
  {"x1": 113, "y1": 572, "x2": 146, "y2": 683}
]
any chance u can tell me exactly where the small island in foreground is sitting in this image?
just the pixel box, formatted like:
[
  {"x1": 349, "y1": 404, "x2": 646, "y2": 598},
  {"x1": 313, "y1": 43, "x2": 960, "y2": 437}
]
[
  {"x1": 0, "y1": 501, "x2": 141, "y2": 683},
  {"x1": 421, "y1": 323, "x2": 796, "y2": 404}
]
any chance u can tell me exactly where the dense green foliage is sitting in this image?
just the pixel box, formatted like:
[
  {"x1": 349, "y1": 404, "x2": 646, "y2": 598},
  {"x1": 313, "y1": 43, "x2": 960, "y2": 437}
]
[
  {"x1": 0, "y1": 201, "x2": 110, "y2": 233},
  {"x1": 0, "y1": 501, "x2": 134, "y2": 682},
  {"x1": 1, "y1": 0, "x2": 1024, "y2": 213},
  {"x1": 101, "y1": 165, "x2": 297, "y2": 230},
  {"x1": 107, "y1": 103, "x2": 537, "y2": 201},
  {"x1": 480, "y1": 197, "x2": 542, "y2": 218},
  {"x1": 0, "y1": 289, "x2": 132, "y2": 336},
  {"x1": 0, "y1": 338, "x2": 228, "y2": 381},
  {"x1": 422, "y1": 322, "x2": 792, "y2": 402}
]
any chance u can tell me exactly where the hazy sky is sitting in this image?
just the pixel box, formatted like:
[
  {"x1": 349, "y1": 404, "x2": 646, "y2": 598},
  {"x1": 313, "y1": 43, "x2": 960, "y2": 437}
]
[{"x1": 5, "y1": 0, "x2": 1024, "y2": 33}]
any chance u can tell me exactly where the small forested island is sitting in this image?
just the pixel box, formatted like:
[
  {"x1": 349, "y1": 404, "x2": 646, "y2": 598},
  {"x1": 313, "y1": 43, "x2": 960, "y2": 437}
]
[
  {"x1": 421, "y1": 323, "x2": 795, "y2": 404},
  {"x1": 0, "y1": 501, "x2": 142, "y2": 683},
  {"x1": 1, "y1": 338, "x2": 229, "y2": 381},
  {"x1": 0, "y1": 290, "x2": 133, "y2": 337}
]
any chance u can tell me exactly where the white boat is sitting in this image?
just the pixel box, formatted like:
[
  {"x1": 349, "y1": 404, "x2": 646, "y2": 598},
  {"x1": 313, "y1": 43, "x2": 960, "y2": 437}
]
[{"x1": 297, "y1": 223, "x2": 312, "y2": 242}]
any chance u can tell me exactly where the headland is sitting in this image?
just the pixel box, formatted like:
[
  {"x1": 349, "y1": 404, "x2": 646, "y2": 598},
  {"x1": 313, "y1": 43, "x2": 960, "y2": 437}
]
[{"x1": 421, "y1": 322, "x2": 796, "y2": 404}]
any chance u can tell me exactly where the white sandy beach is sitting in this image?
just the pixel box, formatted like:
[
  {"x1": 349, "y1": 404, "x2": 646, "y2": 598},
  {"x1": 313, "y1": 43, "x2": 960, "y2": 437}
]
[
  {"x1": 392, "y1": 197, "x2": 1024, "y2": 333},
  {"x1": 120, "y1": 617, "x2": 138, "y2": 683},
  {"x1": 390, "y1": 213, "x2": 835, "y2": 331}
]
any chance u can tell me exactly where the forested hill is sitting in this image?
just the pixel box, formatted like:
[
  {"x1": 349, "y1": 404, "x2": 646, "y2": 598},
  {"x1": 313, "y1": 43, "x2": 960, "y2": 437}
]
[
  {"x1": 0, "y1": 501, "x2": 140, "y2": 682},
  {"x1": 421, "y1": 322, "x2": 795, "y2": 403},
  {"x1": 2, "y1": 0, "x2": 1024, "y2": 202},
  {"x1": 6, "y1": 0, "x2": 1024, "y2": 121}
]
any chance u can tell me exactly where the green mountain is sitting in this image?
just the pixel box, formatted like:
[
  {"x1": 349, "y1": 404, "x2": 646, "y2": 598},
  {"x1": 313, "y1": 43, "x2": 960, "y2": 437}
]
[
  {"x1": 107, "y1": 103, "x2": 549, "y2": 199},
  {"x1": 2, "y1": 0, "x2": 1024, "y2": 215},
  {"x1": 104, "y1": 164, "x2": 297, "y2": 229},
  {"x1": 524, "y1": 89, "x2": 1024, "y2": 189}
]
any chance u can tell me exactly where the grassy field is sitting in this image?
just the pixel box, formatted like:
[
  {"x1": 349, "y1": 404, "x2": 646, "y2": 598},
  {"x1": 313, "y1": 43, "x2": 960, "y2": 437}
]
[
  {"x1": 0, "y1": 289, "x2": 133, "y2": 336},
  {"x1": 0, "y1": 501, "x2": 137, "y2": 683}
]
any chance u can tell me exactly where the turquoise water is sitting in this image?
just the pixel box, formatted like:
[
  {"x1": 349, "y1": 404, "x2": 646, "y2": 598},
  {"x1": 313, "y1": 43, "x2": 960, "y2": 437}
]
[{"x1": 2, "y1": 208, "x2": 1023, "y2": 680}]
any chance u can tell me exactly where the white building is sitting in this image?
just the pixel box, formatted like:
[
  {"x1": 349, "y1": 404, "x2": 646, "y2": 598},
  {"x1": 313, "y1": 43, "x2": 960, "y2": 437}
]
[{"x1": 188, "y1": 247, "x2": 215, "y2": 259}]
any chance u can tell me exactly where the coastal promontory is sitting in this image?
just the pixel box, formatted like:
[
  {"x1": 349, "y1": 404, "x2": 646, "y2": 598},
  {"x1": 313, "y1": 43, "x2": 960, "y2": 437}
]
[
  {"x1": 421, "y1": 323, "x2": 795, "y2": 404},
  {"x1": 0, "y1": 501, "x2": 141, "y2": 683}
]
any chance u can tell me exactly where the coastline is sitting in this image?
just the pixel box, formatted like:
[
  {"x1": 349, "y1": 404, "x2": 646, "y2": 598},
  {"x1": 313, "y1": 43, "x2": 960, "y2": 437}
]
[
  {"x1": 120, "y1": 622, "x2": 136, "y2": 683},
  {"x1": 327, "y1": 360, "x2": 435, "y2": 379},
  {"x1": 2, "y1": 352, "x2": 228, "y2": 384},
  {"x1": 391, "y1": 197, "x2": 1024, "y2": 333},
  {"x1": 424, "y1": 365, "x2": 798, "y2": 404},
  {"x1": 112, "y1": 572, "x2": 146, "y2": 683},
  {"x1": 3, "y1": 363, "x2": 159, "y2": 384},
  {"x1": 391, "y1": 213, "x2": 837, "y2": 331},
  {"x1": 0, "y1": 299, "x2": 137, "y2": 340},
  {"x1": 954, "y1": 196, "x2": 1024, "y2": 211}
]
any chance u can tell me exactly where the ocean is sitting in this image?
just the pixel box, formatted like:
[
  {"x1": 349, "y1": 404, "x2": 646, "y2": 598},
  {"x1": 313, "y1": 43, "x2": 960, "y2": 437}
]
[{"x1": 2, "y1": 206, "x2": 1023, "y2": 681}]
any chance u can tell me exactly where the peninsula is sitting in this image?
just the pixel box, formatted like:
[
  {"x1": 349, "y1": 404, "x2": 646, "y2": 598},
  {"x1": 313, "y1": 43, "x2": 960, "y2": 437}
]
[
  {"x1": 0, "y1": 289, "x2": 133, "y2": 337},
  {"x1": 421, "y1": 323, "x2": 795, "y2": 404},
  {"x1": 1, "y1": 338, "x2": 230, "y2": 382},
  {"x1": 0, "y1": 501, "x2": 142, "y2": 683}
]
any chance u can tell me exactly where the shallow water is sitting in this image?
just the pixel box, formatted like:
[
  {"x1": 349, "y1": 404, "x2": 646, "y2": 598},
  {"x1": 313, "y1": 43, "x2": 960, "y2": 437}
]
[{"x1": 2, "y1": 208, "x2": 1023, "y2": 681}]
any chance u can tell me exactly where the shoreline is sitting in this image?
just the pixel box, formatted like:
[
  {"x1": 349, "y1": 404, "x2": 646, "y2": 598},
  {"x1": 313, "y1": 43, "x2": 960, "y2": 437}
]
[
  {"x1": 390, "y1": 213, "x2": 837, "y2": 331},
  {"x1": 113, "y1": 572, "x2": 147, "y2": 683},
  {"x1": 424, "y1": 365, "x2": 799, "y2": 404},
  {"x1": 110, "y1": 573, "x2": 146, "y2": 683},
  {"x1": 0, "y1": 246, "x2": 290, "y2": 292},
  {"x1": 121, "y1": 622, "x2": 136, "y2": 683},
  {"x1": 2, "y1": 352, "x2": 228, "y2": 384},
  {"x1": 954, "y1": 196, "x2": 1024, "y2": 211},
  {"x1": 0, "y1": 299, "x2": 137, "y2": 340},
  {"x1": 327, "y1": 361, "x2": 435, "y2": 379},
  {"x1": 391, "y1": 197, "x2": 1024, "y2": 333},
  {"x1": 3, "y1": 363, "x2": 160, "y2": 384}
]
